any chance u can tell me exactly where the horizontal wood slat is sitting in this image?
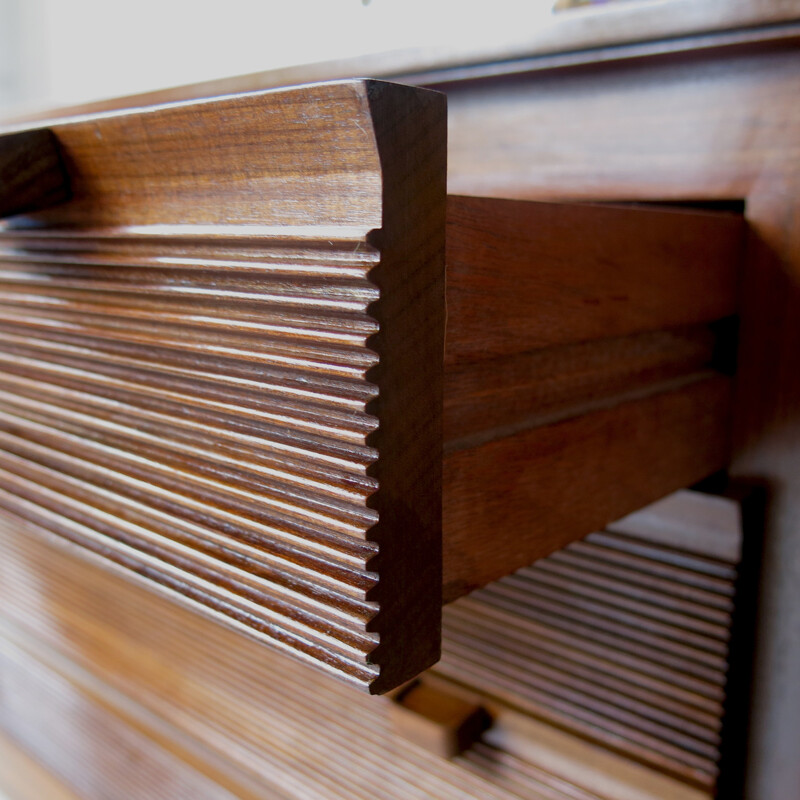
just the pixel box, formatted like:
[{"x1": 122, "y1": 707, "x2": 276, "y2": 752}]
[
  {"x1": 0, "y1": 514, "x2": 523, "y2": 800},
  {"x1": 443, "y1": 376, "x2": 732, "y2": 600},
  {"x1": 0, "y1": 80, "x2": 447, "y2": 693},
  {"x1": 444, "y1": 324, "x2": 722, "y2": 447},
  {"x1": 444, "y1": 195, "x2": 742, "y2": 363}
]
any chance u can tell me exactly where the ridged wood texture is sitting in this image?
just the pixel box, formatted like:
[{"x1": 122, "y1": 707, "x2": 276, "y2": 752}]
[
  {"x1": 441, "y1": 490, "x2": 744, "y2": 792},
  {"x1": 0, "y1": 80, "x2": 447, "y2": 693},
  {"x1": 0, "y1": 489, "x2": 743, "y2": 800}
]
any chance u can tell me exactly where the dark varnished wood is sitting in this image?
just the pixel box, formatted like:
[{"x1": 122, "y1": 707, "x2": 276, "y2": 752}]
[
  {"x1": 436, "y1": 43, "x2": 800, "y2": 797},
  {"x1": 2, "y1": 15, "x2": 797, "y2": 799},
  {"x1": 0, "y1": 80, "x2": 447, "y2": 694},
  {"x1": 0, "y1": 129, "x2": 70, "y2": 218},
  {"x1": 0, "y1": 105, "x2": 742, "y2": 687},
  {"x1": 443, "y1": 376, "x2": 732, "y2": 599},
  {"x1": 445, "y1": 195, "x2": 741, "y2": 364},
  {"x1": 0, "y1": 176, "x2": 741, "y2": 619},
  {"x1": 440, "y1": 196, "x2": 741, "y2": 599}
]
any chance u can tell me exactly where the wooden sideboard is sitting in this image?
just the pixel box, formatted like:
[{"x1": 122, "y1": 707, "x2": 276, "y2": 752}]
[{"x1": 1, "y1": 2, "x2": 799, "y2": 798}]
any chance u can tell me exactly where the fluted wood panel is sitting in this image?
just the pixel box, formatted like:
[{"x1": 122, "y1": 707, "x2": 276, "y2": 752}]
[
  {"x1": 0, "y1": 490, "x2": 745, "y2": 800},
  {"x1": 0, "y1": 80, "x2": 447, "y2": 693},
  {"x1": 0, "y1": 499, "x2": 717, "y2": 800},
  {"x1": 440, "y1": 491, "x2": 745, "y2": 792}
]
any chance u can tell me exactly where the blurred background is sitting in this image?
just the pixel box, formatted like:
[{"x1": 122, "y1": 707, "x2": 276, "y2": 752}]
[{"x1": 0, "y1": 0, "x2": 590, "y2": 117}]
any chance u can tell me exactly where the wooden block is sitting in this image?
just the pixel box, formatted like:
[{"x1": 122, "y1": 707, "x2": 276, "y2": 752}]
[
  {"x1": 389, "y1": 681, "x2": 491, "y2": 758},
  {"x1": 0, "y1": 129, "x2": 70, "y2": 219}
]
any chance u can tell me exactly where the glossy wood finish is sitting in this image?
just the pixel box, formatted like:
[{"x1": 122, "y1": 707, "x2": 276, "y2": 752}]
[
  {"x1": 444, "y1": 196, "x2": 741, "y2": 366},
  {"x1": 441, "y1": 196, "x2": 741, "y2": 598},
  {"x1": 0, "y1": 80, "x2": 447, "y2": 693},
  {"x1": 444, "y1": 376, "x2": 732, "y2": 599},
  {"x1": 0, "y1": 129, "x2": 70, "y2": 218},
  {"x1": 0, "y1": 151, "x2": 742, "y2": 624},
  {"x1": 3, "y1": 17, "x2": 798, "y2": 796},
  {"x1": 435, "y1": 42, "x2": 800, "y2": 798},
  {"x1": 440, "y1": 491, "x2": 745, "y2": 792},
  {"x1": 0, "y1": 489, "x2": 748, "y2": 800}
]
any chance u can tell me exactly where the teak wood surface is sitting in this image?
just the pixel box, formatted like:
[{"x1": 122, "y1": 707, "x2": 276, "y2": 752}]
[
  {"x1": 0, "y1": 79, "x2": 447, "y2": 694},
  {"x1": 1, "y1": 5, "x2": 796, "y2": 798},
  {"x1": 434, "y1": 38, "x2": 800, "y2": 799},
  {"x1": 0, "y1": 488, "x2": 745, "y2": 800},
  {"x1": 0, "y1": 94, "x2": 743, "y2": 688}
]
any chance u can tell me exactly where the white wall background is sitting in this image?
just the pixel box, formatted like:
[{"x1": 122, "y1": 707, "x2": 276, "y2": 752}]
[{"x1": 0, "y1": 0, "x2": 558, "y2": 116}]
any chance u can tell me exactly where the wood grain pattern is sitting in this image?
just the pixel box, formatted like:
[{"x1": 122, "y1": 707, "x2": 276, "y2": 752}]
[
  {"x1": 0, "y1": 80, "x2": 446, "y2": 693},
  {"x1": 474, "y1": 717, "x2": 710, "y2": 800},
  {"x1": 0, "y1": 489, "x2": 746, "y2": 799},
  {"x1": 437, "y1": 195, "x2": 741, "y2": 599},
  {"x1": 0, "y1": 129, "x2": 70, "y2": 218},
  {"x1": 0, "y1": 513, "x2": 528, "y2": 800},
  {"x1": 445, "y1": 195, "x2": 742, "y2": 363},
  {"x1": 3, "y1": 19, "x2": 796, "y2": 799},
  {"x1": 444, "y1": 325, "x2": 723, "y2": 446},
  {"x1": 0, "y1": 193, "x2": 740, "y2": 659},
  {"x1": 439, "y1": 490, "x2": 746, "y2": 791},
  {"x1": 0, "y1": 122, "x2": 741, "y2": 679},
  {"x1": 443, "y1": 376, "x2": 732, "y2": 600},
  {"x1": 0, "y1": 634, "x2": 267, "y2": 800},
  {"x1": 437, "y1": 43, "x2": 800, "y2": 798}
]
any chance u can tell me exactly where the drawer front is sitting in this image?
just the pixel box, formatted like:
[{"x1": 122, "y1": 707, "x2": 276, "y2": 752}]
[
  {"x1": 1, "y1": 79, "x2": 743, "y2": 693},
  {"x1": 0, "y1": 80, "x2": 446, "y2": 693}
]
